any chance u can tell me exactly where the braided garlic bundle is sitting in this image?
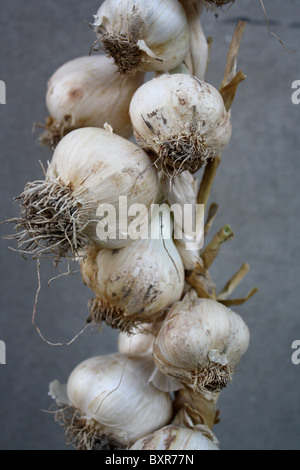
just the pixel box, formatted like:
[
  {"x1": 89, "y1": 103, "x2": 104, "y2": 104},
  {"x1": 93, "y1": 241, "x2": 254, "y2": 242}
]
[
  {"x1": 2, "y1": 0, "x2": 256, "y2": 453},
  {"x1": 153, "y1": 290, "x2": 250, "y2": 394}
]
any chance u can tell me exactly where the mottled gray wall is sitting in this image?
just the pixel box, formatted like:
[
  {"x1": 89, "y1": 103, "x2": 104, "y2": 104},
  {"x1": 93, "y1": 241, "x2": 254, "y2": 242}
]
[{"x1": 0, "y1": 0, "x2": 299, "y2": 450}]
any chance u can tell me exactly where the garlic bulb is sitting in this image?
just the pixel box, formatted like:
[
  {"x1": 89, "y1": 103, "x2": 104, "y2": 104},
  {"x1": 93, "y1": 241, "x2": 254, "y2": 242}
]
[
  {"x1": 171, "y1": 385, "x2": 220, "y2": 444},
  {"x1": 92, "y1": 0, "x2": 190, "y2": 75},
  {"x1": 153, "y1": 290, "x2": 250, "y2": 394},
  {"x1": 80, "y1": 206, "x2": 185, "y2": 333},
  {"x1": 49, "y1": 354, "x2": 173, "y2": 450},
  {"x1": 11, "y1": 127, "x2": 158, "y2": 260},
  {"x1": 130, "y1": 425, "x2": 219, "y2": 450},
  {"x1": 42, "y1": 55, "x2": 144, "y2": 148},
  {"x1": 129, "y1": 73, "x2": 232, "y2": 177}
]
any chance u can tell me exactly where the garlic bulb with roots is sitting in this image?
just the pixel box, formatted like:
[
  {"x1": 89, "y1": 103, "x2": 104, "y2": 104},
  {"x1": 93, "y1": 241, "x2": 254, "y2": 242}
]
[
  {"x1": 130, "y1": 425, "x2": 219, "y2": 450},
  {"x1": 91, "y1": 0, "x2": 190, "y2": 75},
  {"x1": 182, "y1": 0, "x2": 235, "y2": 7},
  {"x1": 80, "y1": 206, "x2": 185, "y2": 333},
  {"x1": 118, "y1": 325, "x2": 157, "y2": 356},
  {"x1": 153, "y1": 289, "x2": 250, "y2": 394},
  {"x1": 41, "y1": 55, "x2": 144, "y2": 148},
  {"x1": 49, "y1": 354, "x2": 173, "y2": 450},
  {"x1": 129, "y1": 73, "x2": 232, "y2": 178},
  {"x1": 10, "y1": 127, "x2": 159, "y2": 261}
]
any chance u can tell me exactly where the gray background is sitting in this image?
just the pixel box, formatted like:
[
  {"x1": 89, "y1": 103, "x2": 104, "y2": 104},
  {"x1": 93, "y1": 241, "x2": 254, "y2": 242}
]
[{"x1": 0, "y1": 0, "x2": 299, "y2": 450}]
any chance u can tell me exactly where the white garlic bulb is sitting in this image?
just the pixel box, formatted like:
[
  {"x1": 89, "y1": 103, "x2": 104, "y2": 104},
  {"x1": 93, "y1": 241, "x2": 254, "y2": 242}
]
[
  {"x1": 80, "y1": 206, "x2": 185, "y2": 333},
  {"x1": 129, "y1": 74, "x2": 232, "y2": 177},
  {"x1": 153, "y1": 290, "x2": 250, "y2": 394},
  {"x1": 181, "y1": 0, "x2": 234, "y2": 7},
  {"x1": 43, "y1": 55, "x2": 144, "y2": 147},
  {"x1": 12, "y1": 127, "x2": 158, "y2": 260},
  {"x1": 130, "y1": 425, "x2": 219, "y2": 450},
  {"x1": 50, "y1": 354, "x2": 173, "y2": 450},
  {"x1": 92, "y1": 0, "x2": 190, "y2": 75}
]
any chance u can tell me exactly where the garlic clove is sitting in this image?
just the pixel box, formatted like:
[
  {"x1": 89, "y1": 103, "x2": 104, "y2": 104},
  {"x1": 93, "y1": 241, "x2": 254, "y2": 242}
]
[
  {"x1": 179, "y1": 0, "x2": 209, "y2": 80},
  {"x1": 130, "y1": 425, "x2": 219, "y2": 450},
  {"x1": 92, "y1": 0, "x2": 190, "y2": 75},
  {"x1": 9, "y1": 127, "x2": 159, "y2": 261},
  {"x1": 50, "y1": 354, "x2": 173, "y2": 450},
  {"x1": 129, "y1": 73, "x2": 232, "y2": 178},
  {"x1": 40, "y1": 55, "x2": 144, "y2": 149},
  {"x1": 49, "y1": 380, "x2": 70, "y2": 406},
  {"x1": 152, "y1": 290, "x2": 250, "y2": 394}
]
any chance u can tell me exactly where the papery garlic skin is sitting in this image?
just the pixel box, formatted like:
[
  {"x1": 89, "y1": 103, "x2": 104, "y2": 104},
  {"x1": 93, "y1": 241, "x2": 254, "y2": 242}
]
[
  {"x1": 58, "y1": 354, "x2": 173, "y2": 449},
  {"x1": 117, "y1": 326, "x2": 183, "y2": 393},
  {"x1": 130, "y1": 74, "x2": 232, "y2": 177},
  {"x1": 13, "y1": 127, "x2": 158, "y2": 260},
  {"x1": 130, "y1": 425, "x2": 219, "y2": 450},
  {"x1": 92, "y1": 0, "x2": 190, "y2": 75},
  {"x1": 45, "y1": 55, "x2": 144, "y2": 141},
  {"x1": 153, "y1": 290, "x2": 250, "y2": 393},
  {"x1": 160, "y1": 171, "x2": 204, "y2": 271},
  {"x1": 81, "y1": 207, "x2": 185, "y2": 332}
]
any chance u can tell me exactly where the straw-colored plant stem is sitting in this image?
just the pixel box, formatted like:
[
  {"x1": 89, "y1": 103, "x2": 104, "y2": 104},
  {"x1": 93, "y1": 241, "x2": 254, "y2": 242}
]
[
  {"x1": 168, "y1": 22, "x2": 256, "y2": 440},
  {"x1": 185, "y1": 20, "x2": 258, "y2": 306}
]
